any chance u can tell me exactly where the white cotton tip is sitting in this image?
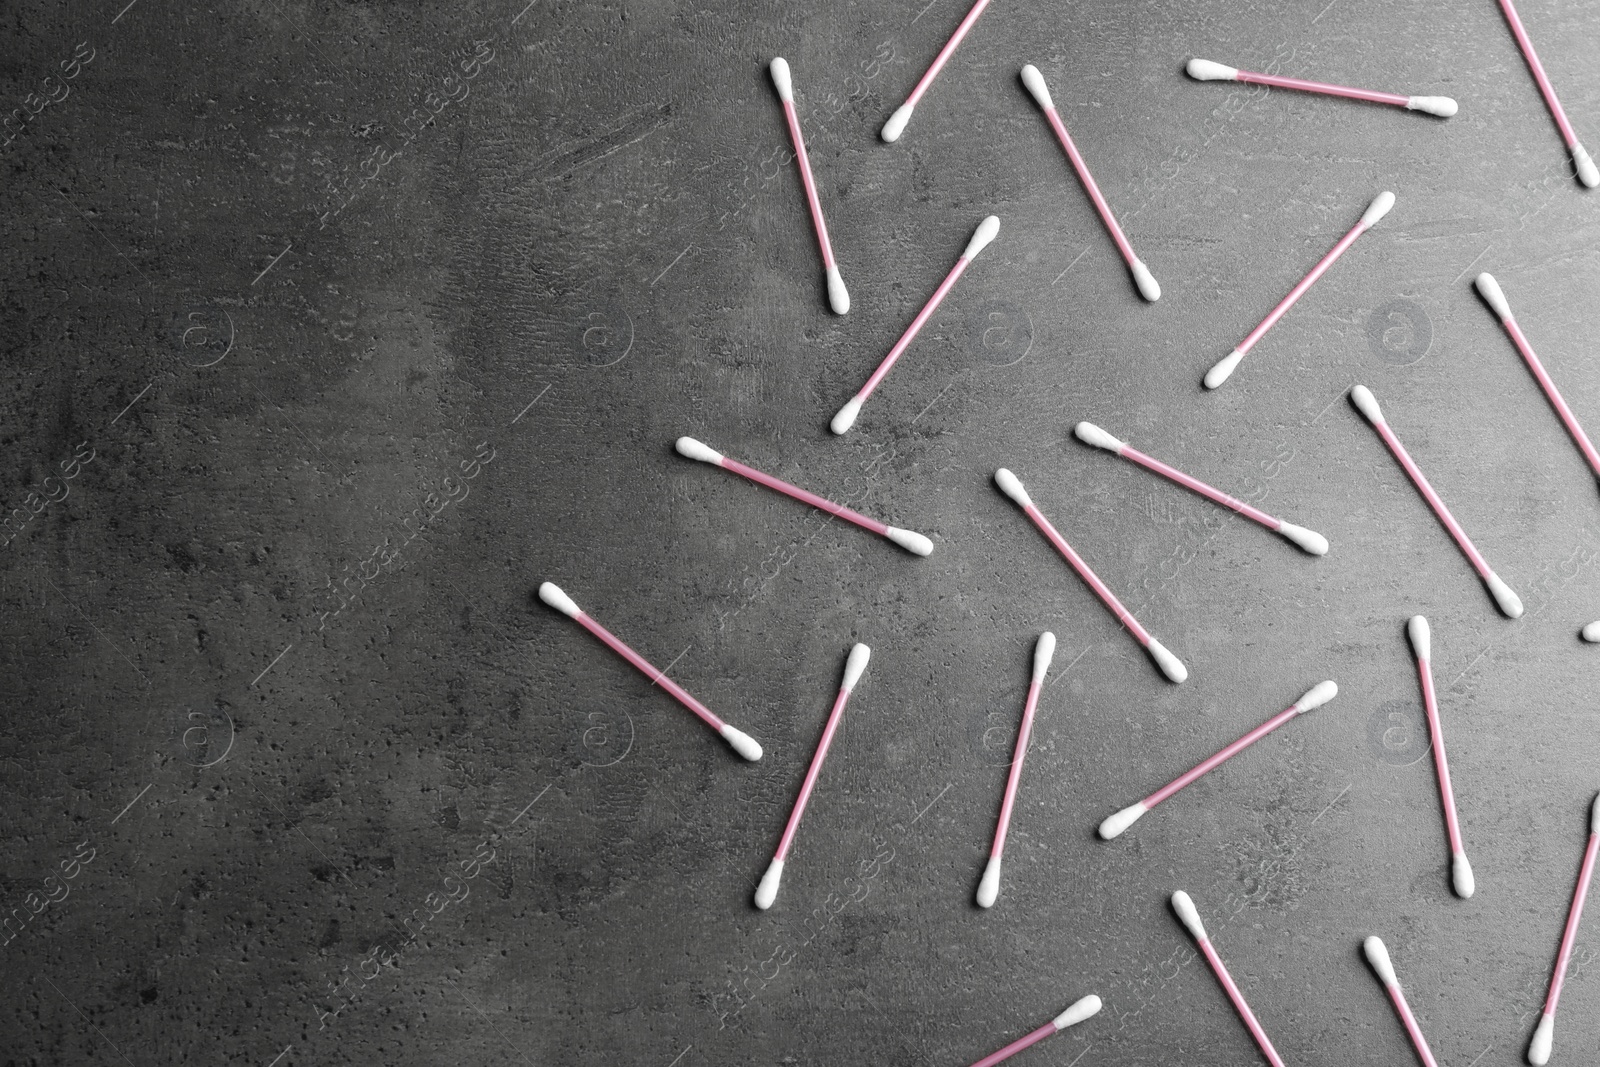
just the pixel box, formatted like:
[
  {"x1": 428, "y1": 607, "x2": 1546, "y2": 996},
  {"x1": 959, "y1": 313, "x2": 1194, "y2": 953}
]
[
  {"x1": 1131, "y1": 259, "x2": 1161, "y2": 302},
  {"x1": 1405, "y1": 95, "x2": 1458, "y2": 117},
  {"x1": 1528, "y1": 1013, "x2": 1555, "y2": 1065},
  {"x1": 1582, "y1": 621, "x2": 1600, "y2": 643},
  {"x1": 830, "y1": 395, "x2": 864, "y2": 435},
  {"x1": 1171, "y1": 890, "x2": 1207, "y2": 939},
  {"x1": 1407, "y1": 615, "x2": 1432, "y2": 661},
  {"x1": 720, "y1": 723, "x2": 764, "y2": 761},
  {"x1": 1486, "y1": 572, "x2": 1524, "y2": 619},
  {"x1": 1032, "y1": 631, "x2": 1057, "y2": 683},
  {"x1": 1475, "y1": 272, "x2": 1512, "y2": 321},
  {"x1": 886, "y1": 527, "x2": 934, "y2": 557},
  {"x1": 881, "y1": 102, "x2": 914, "y2": 143},
  {"x1": 1020, "y1": 64, "x2": 1054, "y2": 110},
  {"x1": 538, "y1": 581, "x2": 581, "y2": 618},
  {"x1": 1146, "y1": 639, "x2": 1188, "y2": 684},
  {"x1": 1350, "y1": 384, "x2": 1384, "y2": 424},
  {"x1": 826, "y1": 265, "x2": 850, "y2": 315},
  {"x1": 1203, "y1": 349, "x2": 1245, "y2": 389},
  {"x1": 963, "y1": 215, "x2": 1001, "y2": 260},
  {"x1": 994, "y1": 468, "x2": 1033, "y2": 509},
  {"x1": 1276, "y1": 522, "x2": 1329, "y2": 556},
  {"x1": 976, "y1": 855, "x2": 1003, "y2": 909},
  {"x1": 1098, "y1": 801, "x2": 1149, "y2": 840},
  {"x1": 1295, "y1": 679, "x2": 1339, "y2": 712},
  {"x1": 1186, "y1": 58, "x2": 1239, "y2": 82},
  {"x1": 1051, "y1": 994, "x2": 1103, "y2": 1031},
  {"x1": 675, "y1": 436, "x2": 725, "y2": 465},
  {"x1": 754, "y1": 857, "x2": 784, "y2": 909},
  {"x1": 769, "y1": 57, "x2": 794, "y2": 102},
  {"x1": 1361, "y1": 190, "x2": 1396, "y2": 227},
  {"x1": 1574, "y1": 143, "x2": 1599, "y2": 189},
  {"x1": 1363, "y1": 936, "x2": 1399, "y2": 987},
  {"x1": 1591, "y1": 791, "x2": 1600, "y2": 833},
  {"x1": 842, "y1": 642, "x2": 872, "y2": 691},
  {"x1": 1452, "y1": 852, "x2": 1476, "y2": 899},
  {"x1": 1073, "y1": 421, "x2": 1126, "y2": 453}
]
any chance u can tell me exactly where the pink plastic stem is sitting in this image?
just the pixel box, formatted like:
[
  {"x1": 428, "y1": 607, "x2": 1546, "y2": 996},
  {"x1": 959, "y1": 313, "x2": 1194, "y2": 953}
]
[
  {"x1": 780, "y1": 99, "x2": 837, "y2": 272},
  {"x1": 967, "y1": 1019, "x2": 1056, "y2": 1067},
  {"x1": 571, "y1": 612, "x2": 724, "y2": 731},
  {"x1": 1366, "y1": 419, "x2": 1493, "y2": 580},
  {"x1": 1233, "y1": 69, "x2": 1408, "y2": 108},
  {"x1": 1020, "y1": 502, "x2": 1151, "y2": 645},
  {"x1": 1038, "y1": 104, "x2": 1138, "y2": 267},
  {"x1": 854, "y1": 255, "x2": 970, "y2": 401},
  {"x1": 773, "y1": 684, "x2": 852, "y2": 861},
  {"x1": 1501, "y1": 316, "x2": 1600, "y2": 477},
  {"x1": 1497, "y1": 0, "x2": 1580, "y2": 149},
  {"x1": 1120, "y1": 446, "x2": 1282, "y2": 531},
  {"x1": 1385, "y1": 985, "x2": 1440, "y2": 1067},
  {"x1": 1415, "y1": 657, "x2": 1464, "y2": 855},
  {"x1": 1235, "y1": 218, "x2": 1367, "y2": 356},
  {"x1": 1142, "y1": 705, "x2": 1299, "y2": 809},
  {"x1": 1543, "y1": 830, "x2": 1600, "y2": 1015},
  {"x1": 901, "y1": 0, "x2": 994, "y2": 110},
  {"x1": 1195, "y1": 936, "x2": 1286, "y2": 1067},
  {"x1": 989, "y1": 678, "x2": 1042, "y2": 859},
  {"x1": 720, "y1": 457, "x2": 891, "y2": 537}
]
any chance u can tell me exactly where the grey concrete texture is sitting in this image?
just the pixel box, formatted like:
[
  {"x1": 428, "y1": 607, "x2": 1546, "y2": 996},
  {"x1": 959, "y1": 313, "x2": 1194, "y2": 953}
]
[{"x1": 0, "y1": 0, "x2": 1598, "y2": 1063}]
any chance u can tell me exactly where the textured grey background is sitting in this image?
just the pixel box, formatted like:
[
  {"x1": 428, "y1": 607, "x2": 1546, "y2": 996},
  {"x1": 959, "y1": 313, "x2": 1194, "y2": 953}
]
[{"x1": 1, "y1": 0, "x2": 1598, "y2": 1064}]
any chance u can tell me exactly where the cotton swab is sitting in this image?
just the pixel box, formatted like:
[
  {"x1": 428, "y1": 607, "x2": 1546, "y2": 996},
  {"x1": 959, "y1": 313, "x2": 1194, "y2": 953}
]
[
  {"x1": 770, "y1": 58, "x2": 849, "y2": 315},
  {"x1": 1350, "y1": 385, "x2": 1523, "y2": 619},
  {"x1": 1583, "y1": 621, "x2": 1600, "y2": 643},
  {"x1": 675, "y1": 436, "x2": 933, "y2": 556},
  {"x1": 754, "y1": 643, "x2": 870, "y2": 910},
  {"x1": 1363, "y1": 936, "x2": 1442, "y2": 1067},
  {"x1": 1494, "y1": 0, "x2": 1599, "y2": 188},
  {"x1": 1074, "y1": 421, "x2": 1328, "y2": 554},
  {"x1": 977, "y1": 632, "x2": 1055, "y2": 909},
  {"x1": 880, "y1": 0, "x2": 994, "y2": 142},
  {"x1": 1186, "y1": 58, "x2": 1458, "y2": 118},
  {"x1": 1528, "y1": 793, "x2": 1600, "y2": 1065},
  {"x1": 1098, "y1": 681, "x2": 1337, "y2": 839},
  {"x1": 1020, "y1": 65, "x2": 1160, "y2": 302},
  {"x1": 831, "y1": 216, "x2": 999, "y2": 434},
  {"x1": 994, "y1": 468, "x2": 1187, "y2": 683},
  {"x1": 1204, "y1": 191, "x2": 1395, "y2": 388},
  {"x1": 964, "y1": 994, "x2": 1102, "y2": 1067},
  {"x1": 1476, "y1": 273, "x2": 1600, "y2": 482},
  {"x1": 1172, "y1": 891, "x2": 1287, "y2": 1067},
  {"x1": 537, "y1": 582, "x2": 762, "y2": 761},
  {"x1": 1408, "y1": 616, "x2": 1474, "y2": 899}
]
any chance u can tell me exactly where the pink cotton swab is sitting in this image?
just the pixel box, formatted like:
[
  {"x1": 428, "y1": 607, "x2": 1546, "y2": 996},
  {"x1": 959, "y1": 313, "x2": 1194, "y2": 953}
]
[
  {"x1": 1494, "y1": 0, "x2": 1599, "y2": 188},
  {"x1": 1074, "y1": 421, "x2": 1328, "y2": 554},
  {"x1": 995, "y1": 468, "x2": 1188, "y2": 683},
  {"x1": 1408, "y1": 616, "x2": 1475, "y2": 899},
  {"x1": 1363, "y1": 937, "x2": 1442, "y2": 1067},
  {"x1": 880, "y1": 0, "x2": 994, "y2": 143},
  {"x1": 976, "y1": 632, "x2": 1055, "y2": 909},
  {"x1": 1350, "y1": 385, "x2": 1523, "y2": 619},
  {"x1": 831, "y1": 215, "x2": 1000, "y2": 434},
  {"x1": 1205, "y1": 191, "x2": 1395, "y2": 389},
  {"x1": 964, "y1": 994, "x2": 1102, "y2": 1067},
  {"x1": 754, "y1": 643, "x2": 870, "y2": 910},
  {"x1": 1172, "y1": 891, "x2": 1287, "y2": 1067},
  {"x1": 1097, "y1": 681, "x2": 1338, "y2": 839},
  {"x1": 1476, "y1": 273, "x2": 1600, "y2": 483},
  {"x1": 538, "y1": 582, "x2": 763, "y2": 761},
  {"x1": 1020, "y1": 65, "x2": 1160, "y2": 302},
  {"x1": 1527, "y1": 793, "x2": 1600, "y2": 1065},
  {"x1": 1186, "y1": 58, "x2": 1457, "y2": 118},
  {"x1": 675, "y1": 437, "x2": 933, "y2": 556},
  {"x1": 769, "y1": 59, "x2": 849, "y2": 315}
]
